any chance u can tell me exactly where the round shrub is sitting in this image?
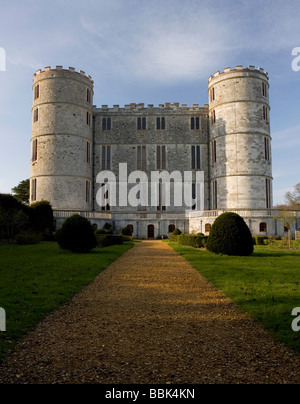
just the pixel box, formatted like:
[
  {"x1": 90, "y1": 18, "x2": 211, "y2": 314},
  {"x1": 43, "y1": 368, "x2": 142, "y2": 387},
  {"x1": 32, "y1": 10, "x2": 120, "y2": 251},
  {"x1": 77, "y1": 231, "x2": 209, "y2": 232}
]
[
  {"x1": 57, "y1": 215, "x2": 97, "y2": 253},
  {"x1": 206, "y1": 212, "x2": 254, "y2": 256}
]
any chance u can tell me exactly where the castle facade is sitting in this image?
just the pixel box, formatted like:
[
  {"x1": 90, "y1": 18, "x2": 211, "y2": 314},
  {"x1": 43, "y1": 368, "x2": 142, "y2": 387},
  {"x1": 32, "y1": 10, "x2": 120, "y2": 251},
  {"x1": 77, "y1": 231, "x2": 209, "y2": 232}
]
[{"x1": 30, "y1": 65, "x2": 291, "y2": 238}]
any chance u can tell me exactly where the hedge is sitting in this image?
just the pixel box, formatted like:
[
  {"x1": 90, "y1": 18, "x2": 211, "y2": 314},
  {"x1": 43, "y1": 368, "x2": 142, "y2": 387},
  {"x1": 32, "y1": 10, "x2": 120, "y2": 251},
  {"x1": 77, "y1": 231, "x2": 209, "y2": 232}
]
[
  {"x1": 96, "y1": 235, "x2": 124, "y2": 248},
  {"x1": 178, "y1": 234, "x2": 208, "y2": 249}
]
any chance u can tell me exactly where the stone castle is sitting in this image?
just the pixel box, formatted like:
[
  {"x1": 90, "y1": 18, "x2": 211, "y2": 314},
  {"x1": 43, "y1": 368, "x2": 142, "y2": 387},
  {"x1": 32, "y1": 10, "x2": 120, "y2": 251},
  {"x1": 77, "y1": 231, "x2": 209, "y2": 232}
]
[{"x1": 30, "y1": 64, "x2": 295, "y2": 239}]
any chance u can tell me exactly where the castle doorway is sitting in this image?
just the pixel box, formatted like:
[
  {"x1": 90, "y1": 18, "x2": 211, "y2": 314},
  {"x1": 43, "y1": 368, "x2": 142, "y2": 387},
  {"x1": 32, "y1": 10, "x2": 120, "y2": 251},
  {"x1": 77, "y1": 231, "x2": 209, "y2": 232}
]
[{"x1": 148, "y1": 225, "x2": 155, "y2": 239}]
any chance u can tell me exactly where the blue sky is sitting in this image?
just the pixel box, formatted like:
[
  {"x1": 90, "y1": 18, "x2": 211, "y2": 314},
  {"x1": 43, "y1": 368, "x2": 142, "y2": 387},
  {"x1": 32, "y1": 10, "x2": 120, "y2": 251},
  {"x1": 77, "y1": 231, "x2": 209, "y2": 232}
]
[{"x1": 0, "y1": 0, "x2": 299, "y2": 204}]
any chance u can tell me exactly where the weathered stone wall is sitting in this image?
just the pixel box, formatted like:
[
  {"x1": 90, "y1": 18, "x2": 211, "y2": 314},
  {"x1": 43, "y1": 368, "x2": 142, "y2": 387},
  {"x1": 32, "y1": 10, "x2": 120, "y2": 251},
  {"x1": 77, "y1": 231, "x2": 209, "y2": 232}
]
[{"x1": 93, "y1": 103, "x2": 210, "y2": 215}]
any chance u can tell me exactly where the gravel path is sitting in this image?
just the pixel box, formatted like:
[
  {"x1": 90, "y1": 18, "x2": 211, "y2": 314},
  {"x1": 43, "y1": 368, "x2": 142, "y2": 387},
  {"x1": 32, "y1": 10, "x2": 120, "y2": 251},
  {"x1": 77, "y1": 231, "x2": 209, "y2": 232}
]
[{"x1": 1, "y1": 241, "x2": 300, "y2": 384}]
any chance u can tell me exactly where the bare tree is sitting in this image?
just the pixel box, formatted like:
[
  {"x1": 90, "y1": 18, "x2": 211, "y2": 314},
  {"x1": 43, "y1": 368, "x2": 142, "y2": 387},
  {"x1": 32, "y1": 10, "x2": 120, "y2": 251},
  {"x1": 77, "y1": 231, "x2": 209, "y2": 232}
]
[
  {"x1": 285, "y1": 183, "x2": 300, "y2": 210},
  {"x1": 275, "y1": 210, "x2": 298, "y2": 249}
]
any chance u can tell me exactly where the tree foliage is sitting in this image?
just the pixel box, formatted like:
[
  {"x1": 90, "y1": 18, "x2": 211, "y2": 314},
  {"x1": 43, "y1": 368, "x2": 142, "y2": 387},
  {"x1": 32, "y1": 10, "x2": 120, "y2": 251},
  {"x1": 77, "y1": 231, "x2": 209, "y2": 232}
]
[
  {"x1": 0, "y1": 194, "x2": 28, "y2": 242},
  {"x1": 12, "y1": 179, "x2": 30, "y2": 205}
]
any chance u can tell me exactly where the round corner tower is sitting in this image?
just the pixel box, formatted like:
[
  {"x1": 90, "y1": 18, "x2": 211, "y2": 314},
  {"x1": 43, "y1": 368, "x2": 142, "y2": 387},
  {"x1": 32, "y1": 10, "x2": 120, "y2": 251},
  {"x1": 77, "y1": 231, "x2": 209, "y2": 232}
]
[
  {"x1": 30, "y1": 66, "x2": 94, "y2": 211},
  {"x1": 208, "y1": 65, "x2": 272, "y2": 211}
]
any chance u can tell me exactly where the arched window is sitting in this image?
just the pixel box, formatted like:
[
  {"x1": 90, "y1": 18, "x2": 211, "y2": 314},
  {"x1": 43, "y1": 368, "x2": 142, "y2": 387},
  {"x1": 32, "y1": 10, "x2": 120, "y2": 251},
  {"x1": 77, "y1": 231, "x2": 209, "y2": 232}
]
[
  {"x1": 169, "y1": 224, "x2": 175, "y2": 234},
  {"x1": 260, "y1": 222, "x2": 267, "y2": 232},
  {"x1": 205, "y1": 224, "x2": 212, "y2": 234},
  {"x1": 92, "y1": 224, "x2": 98, "y2": 232}
]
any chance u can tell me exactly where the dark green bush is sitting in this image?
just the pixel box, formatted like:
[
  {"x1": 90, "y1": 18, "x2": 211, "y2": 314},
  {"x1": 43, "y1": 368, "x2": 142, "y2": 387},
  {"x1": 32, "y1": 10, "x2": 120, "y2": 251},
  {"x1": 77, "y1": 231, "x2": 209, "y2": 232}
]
[
  {"x1": 206, "y1": 212, "x2": 254, "y2": 256},
  {"x1": 120, "y1": 235, "x2": 134, "y2": 242},
  {"x1": 172, "y1": 228, "x2": 182, "y2": 236},
  {"x1": 15, "y1": 232, "x2": 42, "y2": 245},
  {"x1": 57, "y1": 215, "x2": 97, "y2": 253},
  {"x1": 121, "y1": 226, "x2": 133, "y2": 236},
  {"x1": 178, "y1": 234, "x2": 208, "y2": 249},
  {"x1": 253, "y1": 236, "x2": 266, "y2": 246},
  {"x1": 96, "y1": 234, "x2": 123, "y2": 248},
  {"x1": 95, "y1": 228, "x2": 106, "y2": 235},
  {"x1": 29, "y1": 201, "x2": 54, "y2": 233}
]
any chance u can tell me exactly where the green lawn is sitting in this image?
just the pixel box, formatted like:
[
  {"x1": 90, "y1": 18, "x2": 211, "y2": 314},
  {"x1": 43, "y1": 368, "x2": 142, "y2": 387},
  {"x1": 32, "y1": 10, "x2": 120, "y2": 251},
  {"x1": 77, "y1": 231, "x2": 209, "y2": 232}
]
[
  {"x1": 169, "y1": 242, "x2": 300, "y2": 353},
  {"x1": 0, "y1": 241, "x2": 133, "y2": 362}
]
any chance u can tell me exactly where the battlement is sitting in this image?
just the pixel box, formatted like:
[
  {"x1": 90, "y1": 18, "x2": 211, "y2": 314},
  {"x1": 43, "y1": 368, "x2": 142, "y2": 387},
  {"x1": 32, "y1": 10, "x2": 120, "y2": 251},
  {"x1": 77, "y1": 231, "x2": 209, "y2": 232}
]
[
  {"x1": 209, "y1": 65, "x2": 269, "y2": 82},
  {"x1": 94, "y1": 102, "x2": 209, "y2": 113},
  {"x1": 33, "y1": 66, "x2": 94, "y2": 83}
]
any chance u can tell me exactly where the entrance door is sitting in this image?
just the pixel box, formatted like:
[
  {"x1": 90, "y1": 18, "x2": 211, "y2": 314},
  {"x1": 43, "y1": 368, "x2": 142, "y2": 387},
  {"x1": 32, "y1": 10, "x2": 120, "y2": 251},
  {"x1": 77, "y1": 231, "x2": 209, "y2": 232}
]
[{"x1": 148, "y1": 225, "x2": 155, "y2": 239}]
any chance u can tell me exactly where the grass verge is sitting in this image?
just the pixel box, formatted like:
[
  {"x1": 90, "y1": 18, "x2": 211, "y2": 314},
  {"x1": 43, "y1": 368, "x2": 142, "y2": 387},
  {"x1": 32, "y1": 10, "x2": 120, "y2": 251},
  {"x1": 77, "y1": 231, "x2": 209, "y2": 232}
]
[
  {"x1": 169, "y1": 242, "x2": 300, "y2": 353},
  {"x1": 0, "y1": 241, "x2": 133, "y2": 362}
]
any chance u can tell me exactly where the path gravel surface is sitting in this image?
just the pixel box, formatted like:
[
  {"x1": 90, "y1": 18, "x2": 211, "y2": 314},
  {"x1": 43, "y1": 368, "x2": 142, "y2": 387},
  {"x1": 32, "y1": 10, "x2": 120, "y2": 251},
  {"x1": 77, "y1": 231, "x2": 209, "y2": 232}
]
[{"x1": 0, "y1": 241, "x2": 300, "y2": 384}]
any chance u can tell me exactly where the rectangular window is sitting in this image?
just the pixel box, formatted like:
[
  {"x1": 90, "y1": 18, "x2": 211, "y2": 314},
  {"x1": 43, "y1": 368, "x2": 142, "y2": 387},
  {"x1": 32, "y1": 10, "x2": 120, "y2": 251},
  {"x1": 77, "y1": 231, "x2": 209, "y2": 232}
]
[
  {"x1": 33, "y1": 108, "x2": 39, "y2": 123},
  {"x1": 212, "y1": 141, "x2": 217, "y2": 164},
  {"x1": 101, "y1": 183, "x2": 110, "y2": 211},
  {"x1": 156, "y1": 146, "x2": 166, "y2": 170},
  {"x1": 264, "y1": 137, "x2": 270, "y2": 162},
  {"x1": 157, "y1": 117, "x2": 166, "y2": 130},
  {"x1": 191, "y1": 117, "x2": 200, "y2": 130},
  {"x1": 31, "y1": 179, "x2": 37, "y2": 202},
  {"x1": 86, "y1": 112, "x2": 91, "y2": 126},
  {"x1": 86, "y1": 181, "x2": 91, "y2": 204},
  {"x1": 211, "y1": 110, "x2": 216, "y2": 125},
  {"x1": 102, "y1": 118, "x2": 111, "y2": 131},
  {"x1": 34, "y1": 85, "x2": 40, "y2": 100},
  {"x1": 87, "y1": 89, "x2": 92, "y2": 104},
  {"x1": 262, "y1": 82, "x2": 267, "y2": 97},
  {"x1": 210, "y1": 87, "x2": 215, "y2": 102},
  {"x1": 137, "y1": 117, "x2": 146, "y2": 130},
  {"x1": 192, "y1": 183, "x2": 196, "y2": 211},
  {"x1": 212, "y1": 180, "x2": 218, "y2": 210},
  {"x1": 263, "y1": 106, "x2": 269, "y2": 122},
  {"x1": 32, "y1": 139, "x2": 38, "y2": 162},
  {"x1": 137, "y1": 146, "x2": 147, "y2": 170},
  {"x1": 87, "y1": 142, "x2": 91, "y2": 164},
  {"x1": 266, "y1": 179, "x2": 271, "y2": 209},
  {"x1": 102, "y1": 146, "x2": 111, "y2": 170},
  {"x1": 191, "y1": 146, "x2": 201, "y2": 170},
  {"x1": 157, "y1": 183, "x2": 166, "y2": 211}
]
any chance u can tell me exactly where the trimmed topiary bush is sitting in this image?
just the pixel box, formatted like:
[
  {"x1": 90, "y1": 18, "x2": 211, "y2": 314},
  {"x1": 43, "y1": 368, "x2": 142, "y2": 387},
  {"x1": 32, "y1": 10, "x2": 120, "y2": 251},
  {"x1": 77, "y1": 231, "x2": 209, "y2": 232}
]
[
  {"x1": 57, "y1": 215, "x2": 97, "y2": 253},
  {"x1": 206, "y1": 212, "x2": 254, "y2": 256}
]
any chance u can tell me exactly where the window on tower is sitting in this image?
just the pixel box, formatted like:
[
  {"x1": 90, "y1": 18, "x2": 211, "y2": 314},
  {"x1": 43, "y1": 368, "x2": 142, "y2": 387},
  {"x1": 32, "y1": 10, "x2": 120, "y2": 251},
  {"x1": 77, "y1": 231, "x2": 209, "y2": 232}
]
[
  {"x1": 34, "y1": 85, "x2": 40, "y2": 100},
  {"x1": 32, "y1": 139, "x2": 38, "y2": 162},
  {"x1": 87, "y1": 142, "x2": 91, "y2": 165},
  {"x1": 212, "y1": 140, "x2": 217, "y2": 164},
  {"x1": 86, "y1": 181, "x2": 91, "y2": 204},
  {"x1": 86, "y1": 112, "x2": 91, "y2": 126},
  {"x1": 31, "y1": 179, "x2": 37, "y2": 202},
  {"x1": 33, "y1": 108, "x2": 39, "y2": 123},
  {"x1": 264, "y1": 137, "x2": 270, "y2": 162}
]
